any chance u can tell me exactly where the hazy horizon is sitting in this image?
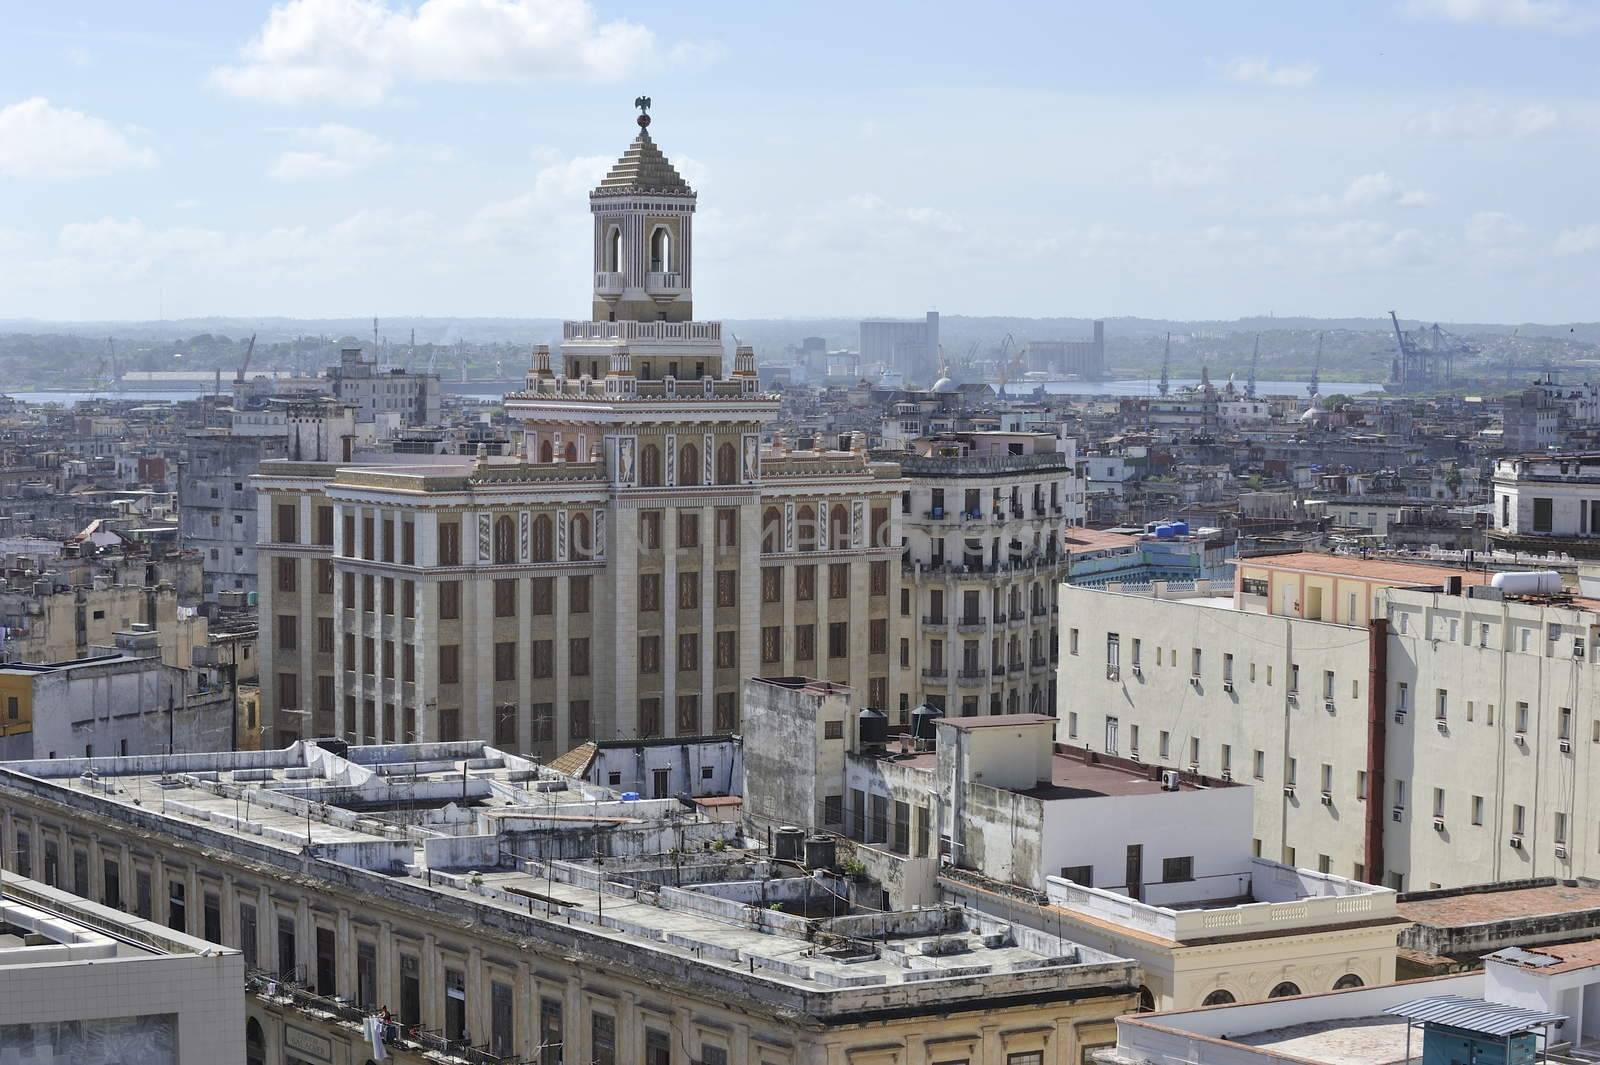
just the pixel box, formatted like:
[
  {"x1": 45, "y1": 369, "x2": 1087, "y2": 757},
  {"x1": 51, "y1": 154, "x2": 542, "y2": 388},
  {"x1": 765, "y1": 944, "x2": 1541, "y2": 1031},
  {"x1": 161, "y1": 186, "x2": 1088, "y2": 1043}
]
[{"x1": 4, "y1": 1, "x2": 1600, "y2": 323}]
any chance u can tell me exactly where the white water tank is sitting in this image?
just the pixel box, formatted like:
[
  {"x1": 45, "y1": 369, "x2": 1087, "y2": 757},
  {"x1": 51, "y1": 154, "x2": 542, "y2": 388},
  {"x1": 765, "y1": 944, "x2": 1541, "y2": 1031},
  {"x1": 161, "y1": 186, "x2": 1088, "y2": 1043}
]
[{"x1": 1490, "y1": 570, "x2": 1563, "y2": 596}]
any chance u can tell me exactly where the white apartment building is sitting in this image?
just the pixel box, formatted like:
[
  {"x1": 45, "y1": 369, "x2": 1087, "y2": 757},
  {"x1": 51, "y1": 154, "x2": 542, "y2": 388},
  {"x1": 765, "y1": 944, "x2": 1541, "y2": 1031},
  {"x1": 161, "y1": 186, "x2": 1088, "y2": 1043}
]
[
  {"x1": 1492, "y1": 453, "x2": 1600, "y2": 543},
  {"x1": 0, "y1": 869, "x2": 244, "y2": 1064},
  {"x1": 1059, "y1": 552, "x2": 1600, "y2": 893},
  {"x1": 743, "y1": 681, "x2": 1403, "y2": 1013}
]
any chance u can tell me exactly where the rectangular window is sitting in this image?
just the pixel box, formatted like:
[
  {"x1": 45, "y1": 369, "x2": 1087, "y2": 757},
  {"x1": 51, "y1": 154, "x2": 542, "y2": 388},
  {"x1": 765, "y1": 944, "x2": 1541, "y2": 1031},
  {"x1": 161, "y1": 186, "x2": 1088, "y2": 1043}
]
[
  {"x1": 438, "y1": 581, "x2": 461, "y2": 620},
  {"x1": 761, "y1": 566, "x2": 781, "y2": 603},
  {"x1": 438, "y1": 519, "x2": 461, "y2": 565},
  {"x1": 1471, "y1": 794, "x2": 1484, "y2": 825},
  {"x1": 1162, "y1": 856, "x2": 1194, "y2": 882},
  {"x1": 438, "y1": 644, "x2": 460, "y2": 685},
  {"x1": 796, "y1": 565, "x2": 815, "y2": 601},
  {"x1": 276, "y1": 502, "x2": 297, "y2": 543},
  {"x1": 639, "y1": 635, "x2": 660, "y2": 674},
  {"x1": 713, "y1": 691, "x2": 738, "y2": 732},
  {"x1": 592, "y1": 1014, "x2": 617, "y2": 1065},
  {"x1": 277, "y1": 556, "x2": 297, "y2": 593},
  {"x1": 1253, "y1": 750, "x2": 1265, "y2": 779},
  {"x1": 829, "y1": 563, "x2": 848, "y2": 599},
  {"x1": 494, "y1": 578, "x2": 516, "y2": 617},
  {"x1": 494, "y1": 641, "x2": 516, "y2": 682},
  {"x1": 1516, "y1": 702, "x2": 1530, "y2": 733},
  {"x1": 678, "y1": 631, "x2": 700, "y2": 670},
  {"x1": 640, "y1": 510, "x2": 662, "y2": 550},
  {"x1": 570, "y1": 574, "x2": 590, "y2": 613},
  {"x1": 870, "y1": 560, "x2": 888, "y2": 596},
  {"x1": 716, "y1": 569, "x2": 736, "y2": 607},
  {"x1": 795, "y1": 624, "x2": 815, "y2": 662},
  {"x1": 1513, "y1": 803, "x2": 1526, "y2": 835},
  {"x1": 714, "y1": 630, "x2": 735, "y2": 670},
  {"x1": 828, "y1": 621, "x2": 848, "y2": 659},
  {"x1": 640, "y1": 573, "x2": 661, "y2": 612},
  {"x1": 677, "y1": 571, "x2": 700, "y2": 610},
  {"x1": 714, "y1": 507, "x2": 737, "y2": 548}
]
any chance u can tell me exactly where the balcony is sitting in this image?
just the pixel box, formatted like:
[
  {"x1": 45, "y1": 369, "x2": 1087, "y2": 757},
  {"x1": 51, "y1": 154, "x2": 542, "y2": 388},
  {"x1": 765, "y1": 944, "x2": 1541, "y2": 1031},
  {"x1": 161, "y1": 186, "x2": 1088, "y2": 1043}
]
[
  {"x1": 957, "y1": 669, "x2": 987, "y2": 687},
  {"x1": 957, "y1": 616, "x2": 986, "y2": 633},
  {"x1": 246, "y1": 969, "x2": 518, "y2": 1064},
  {"x1": 921, "y1": 667, "x2": 948, "y2": 681},
  {"x1": 1007, "y1": 661, "x2": 1025, "y2": 675},
  {"x1": 921, "y1": 615, "x2": 947, "y2": 627},
  {"x1": 1030, "y1": 658, "x2": 1051, "y2": 675},
  {"x1": 646, "y1": 270, "x2": 683, "y2": 294},
  {"x1": 594, "y1": 271, "x2": 624, "y2": 296}
]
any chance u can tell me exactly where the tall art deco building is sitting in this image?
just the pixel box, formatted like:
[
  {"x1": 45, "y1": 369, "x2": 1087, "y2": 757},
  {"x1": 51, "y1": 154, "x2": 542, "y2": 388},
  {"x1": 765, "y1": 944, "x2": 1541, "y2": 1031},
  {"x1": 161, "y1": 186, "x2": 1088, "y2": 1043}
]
[{"x1": 256, "y1": 107, "x2": 905, "y2": 757}]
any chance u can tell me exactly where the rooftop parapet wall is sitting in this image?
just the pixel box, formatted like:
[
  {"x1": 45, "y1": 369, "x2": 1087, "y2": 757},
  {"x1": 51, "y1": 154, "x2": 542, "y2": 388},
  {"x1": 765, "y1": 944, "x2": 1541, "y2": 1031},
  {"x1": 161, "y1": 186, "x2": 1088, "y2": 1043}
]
[{"x1": 1047, "y1": 858, "x2": 1397, "y2": 942}]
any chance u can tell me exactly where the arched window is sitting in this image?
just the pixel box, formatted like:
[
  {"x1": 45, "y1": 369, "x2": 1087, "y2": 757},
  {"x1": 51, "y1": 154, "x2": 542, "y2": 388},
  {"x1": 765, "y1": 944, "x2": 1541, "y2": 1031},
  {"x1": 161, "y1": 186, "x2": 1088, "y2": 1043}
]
[
  {"x1": 650, "y1": 226, "x2": 671, "y2": 272},
  {"x1": 1201, "y1": 989, "x2": 1236, "y2": 1007},
  {"x1": 830, "y1": 504, "x2": 849, "y2": 549},
  {"x1": 797, "y1": 505, "x2": 817, "y2": 552},
  {"x1": 531, "y1": 514, "x2": 554, "y2": 562},
  {"x1": 493, "y1": 515, "x2": 516, "y2": 564},
  {"x1": 607, "y1": 226, "x2": 621, "y2": 272},
  {"x1": 1137, "y1": 986, "x2": 1156, "y2": 1013},
  {"x1": 1333, "y1": 974, "x2": 1364, "y2": 990},
  {"x1": 762, "y1": 507, "x2": 782, "y2": 553},
  {"x1": 570, "y1": 512, "x2": 591, "y2": 561},
  {"x1": 640, "y1": 443, "x2": 662, "y2": 487},
  {"x1": 538, "y1": 439, "x2": 553, "y2": 463},
  {"x1": 1269, "y1": 982, "x2": 1302, "y2": 999},
  {"x1": 246, "y1": 1018, "x2": 266, "y2": 1065},
  {"x1": 716, "y1": 442, "x2": 737, "y2": 485},
  {"x1": 679, "y1": 443, "x2": 700, "y2": 486},
  {"x1": 564, "y1": 441, "x2": 578, "y2": 462}
]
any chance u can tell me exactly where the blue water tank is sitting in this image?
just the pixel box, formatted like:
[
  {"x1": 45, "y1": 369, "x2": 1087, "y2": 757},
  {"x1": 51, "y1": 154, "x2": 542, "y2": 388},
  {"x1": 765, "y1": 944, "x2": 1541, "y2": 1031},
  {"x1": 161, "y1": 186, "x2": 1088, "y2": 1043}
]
[
  {"x1": 1154, "y1": 524, "x2": 1177, "y2": 539},
  {"x1": 1171, "y1": 521, "x2": 1190, "y2": 536},
  {"x1": 621, "y1": 791, "x2": 640, "y2": 801}
]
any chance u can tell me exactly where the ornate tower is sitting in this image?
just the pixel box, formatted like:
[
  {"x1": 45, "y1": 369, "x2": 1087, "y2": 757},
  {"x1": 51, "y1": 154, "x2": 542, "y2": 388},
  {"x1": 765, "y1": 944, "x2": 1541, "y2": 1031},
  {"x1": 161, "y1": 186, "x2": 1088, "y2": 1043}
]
[{"x1": 591, "y1": 97, "x2": 696, "y2": 324}]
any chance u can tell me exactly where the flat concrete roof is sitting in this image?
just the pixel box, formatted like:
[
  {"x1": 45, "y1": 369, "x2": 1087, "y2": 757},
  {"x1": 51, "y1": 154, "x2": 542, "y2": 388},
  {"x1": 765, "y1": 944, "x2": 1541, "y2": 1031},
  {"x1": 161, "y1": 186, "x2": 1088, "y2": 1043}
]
[
  {"x1": 942, "y1": 713, "x2": 1054, "y2": 730},
  {"x1": 1242, "y1": 551, "x2": 1490, "y2": 588},
  {"x1": 1231, "y1": 1016, "x2": 1412, "y2": 1065},
  {"x1": 1399, "y1": 883, "x2": 1600, "y2": 928}
]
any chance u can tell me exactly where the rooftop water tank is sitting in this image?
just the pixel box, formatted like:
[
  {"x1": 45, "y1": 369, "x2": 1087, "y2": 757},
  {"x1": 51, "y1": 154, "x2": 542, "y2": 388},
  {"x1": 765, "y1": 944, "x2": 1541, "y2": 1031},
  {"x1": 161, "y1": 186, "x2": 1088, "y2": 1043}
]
[
  {"x1": 857, "y1": 707, "x2": 888, "y2": 749},
  {"x1": 775, "y1": 826, "x2": 805, "y2": 861},
  {"x1": 911, "y1": 703, "x2": 944, "y2": 742},
  {"x1": 1490, "y1": 570, "x2": 1562, "y2": 596},
  {"x1": 620, "y1": 791, "x2": 640, "y2": 801}
]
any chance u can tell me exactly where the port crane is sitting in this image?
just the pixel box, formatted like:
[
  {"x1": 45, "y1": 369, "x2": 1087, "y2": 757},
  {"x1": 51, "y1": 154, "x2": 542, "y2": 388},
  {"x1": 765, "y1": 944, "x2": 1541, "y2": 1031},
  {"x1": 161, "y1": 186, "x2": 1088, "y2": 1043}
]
[
  {"x1": 235, "y1": 334, "x2": 256, "y2": 383},
  {"x1": 1157, "y1": 332, "x2": 1170, "y2": 396},
  {"x1": 1309, "y1": 332, "x2": 1323, "y2": 397}
]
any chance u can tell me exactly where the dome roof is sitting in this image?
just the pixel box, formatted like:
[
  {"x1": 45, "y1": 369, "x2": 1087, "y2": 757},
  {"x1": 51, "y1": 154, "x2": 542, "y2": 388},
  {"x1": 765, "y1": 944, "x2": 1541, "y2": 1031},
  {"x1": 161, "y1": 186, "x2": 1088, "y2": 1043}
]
[{"x1": 931, "y1": 376, "x2": 957, "y2": 393}]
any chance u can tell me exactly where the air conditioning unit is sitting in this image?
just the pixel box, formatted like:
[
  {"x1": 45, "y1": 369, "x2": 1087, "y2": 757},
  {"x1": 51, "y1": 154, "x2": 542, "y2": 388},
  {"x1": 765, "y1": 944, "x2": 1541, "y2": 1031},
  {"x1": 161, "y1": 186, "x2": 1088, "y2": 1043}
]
[
  {"x1": 1160, "y1": 770, "x2": 1181, "y2": 791},
  {"x1": 1394, "y1": 711, "x2": 1407, "y2": 724},
  {"x1": 1392, "y1": 806, "x2": 1405, "y2": 822},
  {"x1": 1191, "y1": 676, "x2": 1202, "y2": 688},
  {"x1": 1324, "y1": 700, "x2": 1337, "y2": 713},
  {"x1": 1130, "y1": 749, "x2": 1141, "y2": 763},
  {"x1": 1560, "y1": 738, "x2": 1573, "y2": 753},
  {"x1": 1556, "y1": 844, "x2": 1570, "y2": 860},
  {"x1": 1515, "y1": 734, "x2": 1527, "y2": 748},
  {"x1": 1509, "y1": 834, "x2": 1524, "y2": 849},
  {"x1": 1220, "y1": 769, "x2": 1233, "y2": 781},
  {"x1": 1131, "y1": 665, "x2": 1143, "y2": 678},
  {"x1": 1574, "y1": 640, "x2": 1586, "y2": 660},
  {"x1": 1106, "y1": 665, "x2": 1121, "y2": 681},
  {"x1": 1283, "y1": 785, "x2": 1296, "y2": 798},
  {"x1": 1436, "y1": 720, "x2": 1448, "y2": 734},
  {"x1": 1320, "y1": 792, "x2": 1333, "y2": 806},
  {"x1": 1222, "y1": 680, "x2": 1234, "y2": 692},
  {"x1": 1287, "y1": 691, "x2": 1299, "y2": 705},
  {"x1": 1433, "y1": 816, "x2": 1446, "y2": 832},
  {"x1": 1187, "y1": 763, "x2": 1200, "y2": 774}
]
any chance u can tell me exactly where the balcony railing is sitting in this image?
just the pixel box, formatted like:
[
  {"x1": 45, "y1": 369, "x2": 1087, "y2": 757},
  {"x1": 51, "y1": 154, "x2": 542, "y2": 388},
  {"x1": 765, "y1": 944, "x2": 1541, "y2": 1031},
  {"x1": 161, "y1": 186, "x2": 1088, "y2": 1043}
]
[
  {"x1": 646, "y1": 271, "x2": 683, "y2": 292},
  {"x1": 594, "y1": 271, "x2": 624, "y2": 295},
  {"x1": 921, "y1": 668, "x2": 948, "y2": 680},
  {"x1": 921, "y1": 615, "x2": 947, "y2": 627}
]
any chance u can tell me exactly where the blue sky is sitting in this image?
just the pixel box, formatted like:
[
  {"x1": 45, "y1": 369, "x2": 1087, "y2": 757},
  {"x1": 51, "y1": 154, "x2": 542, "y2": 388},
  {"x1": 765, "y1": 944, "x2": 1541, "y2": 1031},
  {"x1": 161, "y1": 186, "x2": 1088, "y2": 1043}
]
[{"x1": 1, "y1": 0, "x2": 1598, "y2": 323}]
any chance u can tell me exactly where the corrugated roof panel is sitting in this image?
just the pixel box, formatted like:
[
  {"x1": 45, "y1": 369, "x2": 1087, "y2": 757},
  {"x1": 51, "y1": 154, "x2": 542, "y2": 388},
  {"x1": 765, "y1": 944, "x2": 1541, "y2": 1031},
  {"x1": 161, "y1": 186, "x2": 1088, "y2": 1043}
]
[{"x1": 1383, "y1": 995, "x2": 1565, "y2": 1036}]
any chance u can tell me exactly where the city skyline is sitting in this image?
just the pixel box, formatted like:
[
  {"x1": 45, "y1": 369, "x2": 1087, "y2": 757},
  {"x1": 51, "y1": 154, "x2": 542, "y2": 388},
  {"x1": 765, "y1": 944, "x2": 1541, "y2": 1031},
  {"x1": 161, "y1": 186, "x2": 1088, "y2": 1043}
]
[{"x1": 0, "y1": 0, "x2": 1596, "y2": 324}]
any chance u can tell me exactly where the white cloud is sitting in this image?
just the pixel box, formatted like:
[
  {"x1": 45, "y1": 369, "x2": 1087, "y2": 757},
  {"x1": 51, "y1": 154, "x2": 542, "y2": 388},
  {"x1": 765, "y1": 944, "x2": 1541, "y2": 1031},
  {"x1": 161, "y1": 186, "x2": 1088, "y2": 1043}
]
[
  {"x1": 212, "y1": 0, "x2": 662, "y2": 106},
  {"x1": 0, "y1": 97, "x2": 157, "y2": 179},
  {"x1": 466, "y1": 154, "x2": 611, "y2": 248},
  {"x1": 1466, "y1": 211, "x2": 1528, "y2": 246},
  {"x1": 1222, "y1": 57, "x2": 1318, "y2": 88},
  {"x1": 1281, "y1": 171, "x2": 1432, "y2": 215},
  {"x1": 1401, "y1": 0, "x2": 1598, "y2": 31},
  {"x1": 1407, "y1": 100, "x2": 1560, "y2": 137},
  {"x1": 1148, "y1": 154, "x2": 1227, "y2": 190},
  {"x1": 270, "y1": 124, "x2": 391, "y2": 180},
  {"x1": 1555, "y1": 224, "x2": 1600, "y2": 255}
]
